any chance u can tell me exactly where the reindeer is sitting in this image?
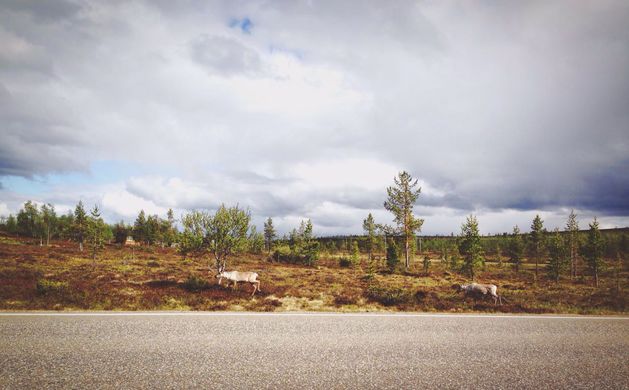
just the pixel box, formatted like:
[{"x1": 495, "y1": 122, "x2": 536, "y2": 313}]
[
  {"x1": 215, "y1": 265, "x2": 261, "y2": 297},
  {"x1": 454, "y1": 283, "x2": 504, "y2": 305}
]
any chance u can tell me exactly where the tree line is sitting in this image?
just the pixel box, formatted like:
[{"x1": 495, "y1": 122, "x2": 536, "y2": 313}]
[{"x1": 1, "y1": 171, "x2": 626, "y2": 286}]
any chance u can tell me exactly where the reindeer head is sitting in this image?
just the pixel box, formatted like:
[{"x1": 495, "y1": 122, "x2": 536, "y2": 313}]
[{"x1": 215, "y1": 264, "x2": 226, "y2": 278}]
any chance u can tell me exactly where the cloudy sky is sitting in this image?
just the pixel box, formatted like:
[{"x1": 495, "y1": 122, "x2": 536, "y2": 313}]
[{"x1": 1, "y1": 0, "x2": 628, "y2": 235}]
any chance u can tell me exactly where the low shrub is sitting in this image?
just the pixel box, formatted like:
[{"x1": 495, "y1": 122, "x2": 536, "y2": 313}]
[
  {"x1": 365, "y1": 285, "x2": 411, "y2": 306},
  {"x1": 36, "y1": 279, "x2": 68, "y2": 295},
  {"x1": 272, "y1": 242, "x2": 320, "y2": 267},
  {"x1": 182, "y1": 276, "x2": 210, "y2": 292},
  {"x1": 339, "y1": 258, "x2": 352, "y2": 268},
  {"x1": 334, "y1": 293, "x2": 358, "y2": 306}
]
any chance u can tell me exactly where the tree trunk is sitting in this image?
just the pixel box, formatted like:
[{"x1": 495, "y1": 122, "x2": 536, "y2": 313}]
[
  {"x1": 79, "y1": 241, "x2": 83, "y2": 252},
  {"x1": 595, "y1": 268, "x2": 599, "y2": 288},
  {"x1": 405, "y1": 236, "x2": 410, "y2": 270}
]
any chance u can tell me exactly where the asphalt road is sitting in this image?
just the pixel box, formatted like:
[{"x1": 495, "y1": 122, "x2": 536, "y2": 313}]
[{"x1": 1, "y1": 313, "x2": 628, "y2": 389}]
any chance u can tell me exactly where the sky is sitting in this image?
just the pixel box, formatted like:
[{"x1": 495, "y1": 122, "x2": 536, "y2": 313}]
[{"x1": 1, "y1": 0, "x2": 628, "y2": 236}]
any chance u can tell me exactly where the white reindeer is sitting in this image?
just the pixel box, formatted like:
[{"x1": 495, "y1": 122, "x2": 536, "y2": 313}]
[
  {"x1": 456, "y1": 283, "x2": 504, "y2": 305},
  {"x1": 216, "y1": 266, "x2": 261, "y2": 297}
]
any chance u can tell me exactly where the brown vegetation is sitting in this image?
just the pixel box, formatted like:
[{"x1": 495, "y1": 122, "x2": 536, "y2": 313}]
[{"x1": 0, "y1": 233, "x2": 626, "y2": 314}]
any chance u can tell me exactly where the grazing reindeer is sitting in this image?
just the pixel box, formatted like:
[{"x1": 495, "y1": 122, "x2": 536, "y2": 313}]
[
  {"x1": 216, "y1": 266, "x2": 261, "y2": 297},
  {"x1": 455, "y1": 283, "x2": 504, "y2": 305}
]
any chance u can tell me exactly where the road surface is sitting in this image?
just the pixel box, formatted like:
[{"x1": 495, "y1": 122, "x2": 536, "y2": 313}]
[{"x1": 1, "y1": 312, "x2": 628, "y2": 389}]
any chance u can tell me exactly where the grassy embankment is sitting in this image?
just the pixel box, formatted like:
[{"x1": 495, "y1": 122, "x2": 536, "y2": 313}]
[{"x1": 0, "y1": 234, "x2": 626, "y2": 313}]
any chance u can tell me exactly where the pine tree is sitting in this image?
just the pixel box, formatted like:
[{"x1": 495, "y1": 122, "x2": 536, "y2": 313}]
[
  {"x1": 113, "y1": 221, "x2": 129, "y2": 245},
  {"x1": 565, "y1": 210, "x2": 579, "y2": 280},
  {"x1": 263, "y1": 217, "x2": 276, "y2": 253},
  {"x1": 529, "y1": 215, "x2": 546, "y2": 282},
  {"x1": 508, "y1": 225, "x2": 524, "y2": 272},
  {"x1": 363, "y1": 213, "x2": 377, "y2": 262},
  {"x1": 351, "y1": 240, "x2": 360, "y2": 266},
  {"x1": 384, "y1": 171, "x2": 424, "y2": 270},
  {"x1": 386, "y1": 239, "x2": 399, "y2": 273},
  {"x1": 582, "y1": 217, "x2": 604, "y2": 287},
  {"x1": 133, "y1": 210, "x2": 147, "y2": 245},
  {"x1": 87, "y1": 205, "x2": 106, "y2": 262},
  {"x1": 422, "y1": 255, "x2": 431, "y2": 274},
  {"x1": 547, "y1": 228, "x2": 568, "y2": 283},
  {"x1": 459, "y1": 215, "x2": 483, "y2": 280},
  {"x1": 73, "y1": 201, "x2": 87, "y2": 251}
]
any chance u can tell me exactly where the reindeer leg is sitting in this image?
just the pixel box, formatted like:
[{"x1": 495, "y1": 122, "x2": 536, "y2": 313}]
[
  {"x1": 233, "y1": 281, "x2": 238, "y2": 290},
  {"x1": 251, "y1": 282, "x2": 258, "y2": 297}
]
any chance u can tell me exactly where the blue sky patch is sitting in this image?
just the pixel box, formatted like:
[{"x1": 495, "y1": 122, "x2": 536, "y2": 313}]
[{"x1": 229, "y1": 17, "x2": 253, "y2": 34}]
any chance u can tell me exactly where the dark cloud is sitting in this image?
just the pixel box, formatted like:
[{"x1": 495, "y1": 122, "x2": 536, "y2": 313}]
[
  {"x1": 0, "y1": 1, "x2": 627, "y2": 233},
  {"x1": 0, "y1": 83, "x2": 87, "y2": 177},
  {"x1": 0, "y1": 0, "x2": 82, "y2": 22}
]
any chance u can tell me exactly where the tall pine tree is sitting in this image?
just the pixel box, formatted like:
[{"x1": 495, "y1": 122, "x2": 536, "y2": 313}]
[
  {"x1": 87, "y1": 205, "x2": 106, "y2": 262},
  {"x1": 263, "y1": 217, "x2": 276, "y2": 253},
  {"x1": 363, "y1": 213, "x2": 377, "y2": 262},
  {"x1": 508, "y1": 225, "x2": 524, "y2": 272},
  {"x1": 133, "y1": 210, "x2": 147, "y2": 245},
  {"x1": 583, "y1": 217, "x2": 604, "y2": 287},
  {"x1": 73, "y1": 201, "x2": 87, "y2": 251},
  {"x1": 384, "y1": 171, "x2": 424, "y2": 270},
  {"x1": 529, "y1": 215, "x2": 546, "y2": 283},
  {"x1": 459, "y1": 215, "x2": 483, "y2": 280},
  {"x1": 547, "y1": 228, "x2": 568, "y2": 283},
  {"x1": 565, "y1": 210, "x2": 579, "y2": 280}
]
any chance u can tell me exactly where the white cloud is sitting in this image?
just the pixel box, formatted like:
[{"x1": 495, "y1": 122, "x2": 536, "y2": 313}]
[
  {"x1": 0, "y1": 202, "x2": 9, "y2": 217},
  {"x1": 102, "y1": 188, "x2": 167, "y2": 218}
]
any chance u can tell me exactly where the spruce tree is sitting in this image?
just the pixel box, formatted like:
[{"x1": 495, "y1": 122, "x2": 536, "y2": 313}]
[
  {"x1": 384, "y1": 171, "x2": 424, "y2": 270},
  {"x1": 73, "y1": 201, "x2": 87, "y2": 251},
  {"x1": 508, "y1": 225, "x2": 524, "y2": 272},
  {"x1": 459, "y1": 215, "x2": 483, "y2": 280},
  {"x1": 133, "y1": 210, "x2": 147, "y2": 244},
  {"x1": 583, "y1": 217, "x2": 604, "y2": 287},
  {"x1": 351, "y1": 240, "x2": 360, "y2": 266},
  {"x1": 113, "y1": 221, "x2": 129, "y2": 245},
  {"x1": 422, "y1": 255, "x2": 431, "y2": 274},
  {"x1": 363, "y1": 213, "x2": 377, "y2": 262},
  {"x1": 547, "y1": 228, "x2": 568, "y2": 283},
  {"x1": 263, "y1": 217, "x2": 276, "y2": 253},
  {"x1": 565, "y1": 210, "x2": 579, "y2": 280},
  {"x1": 529, "y1": 215, "x2": 546, "y2": 282},
  {"x1": 386, "y1": 239, "x2": 399, "y2": 273},
  {"x1": 87, "y1": 205, "x2": 106, "y2": 262}
]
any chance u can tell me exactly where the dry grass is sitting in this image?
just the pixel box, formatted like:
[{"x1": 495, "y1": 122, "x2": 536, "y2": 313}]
[{"x1": 0, "y1": 233, "x2": 626, "y2": 314}]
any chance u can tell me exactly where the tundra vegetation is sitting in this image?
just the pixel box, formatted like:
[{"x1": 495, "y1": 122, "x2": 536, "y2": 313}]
[{"x1": 0, "y1": 172, "x2": 627, "y2": 313}]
